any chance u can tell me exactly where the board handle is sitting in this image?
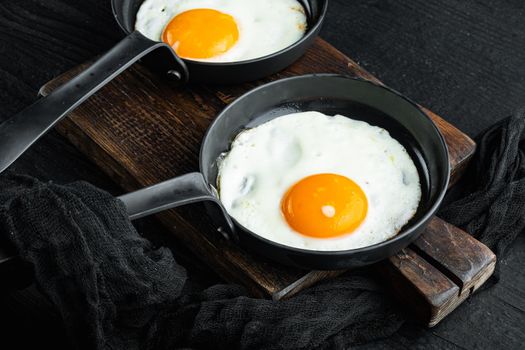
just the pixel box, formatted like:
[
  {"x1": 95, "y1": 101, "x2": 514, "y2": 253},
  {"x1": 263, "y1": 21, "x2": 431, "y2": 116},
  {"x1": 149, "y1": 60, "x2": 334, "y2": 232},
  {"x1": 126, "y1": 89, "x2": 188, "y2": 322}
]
[
  {"x1": 0, "y1": 31, "x2": 188, "y2": 174},
  {"x1": 119, "y1": 172, "x2": 236, "y2": 236}
]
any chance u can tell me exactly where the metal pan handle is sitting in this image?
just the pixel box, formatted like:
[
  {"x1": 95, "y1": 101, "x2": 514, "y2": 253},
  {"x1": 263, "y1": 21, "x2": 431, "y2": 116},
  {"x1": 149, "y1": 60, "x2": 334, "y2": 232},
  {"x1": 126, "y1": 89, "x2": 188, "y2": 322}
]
[
  {"x1": 119, "y1": 172, "x2": 236, "y2": 235},
  {"x1": 0, "y1": 31, "x2": 188, "y2": 173},
  {"x1": 0, "y1": 173, "x2": 236, "y2": 288}
]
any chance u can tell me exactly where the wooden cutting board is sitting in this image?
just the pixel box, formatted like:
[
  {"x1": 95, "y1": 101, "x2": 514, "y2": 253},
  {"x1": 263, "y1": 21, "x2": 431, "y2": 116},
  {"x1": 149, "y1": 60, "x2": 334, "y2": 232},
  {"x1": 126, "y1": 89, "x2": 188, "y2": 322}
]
[{"x1": 40, "y1": 38, "x2": 495, "y2": 327}]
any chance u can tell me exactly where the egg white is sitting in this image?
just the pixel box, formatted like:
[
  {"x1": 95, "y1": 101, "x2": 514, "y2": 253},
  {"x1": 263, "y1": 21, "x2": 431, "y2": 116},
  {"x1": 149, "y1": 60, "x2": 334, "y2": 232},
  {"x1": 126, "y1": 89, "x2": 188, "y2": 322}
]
[
  {"x1": 217, "y1": 111, "x2": 422, "y2": 251},
  {"x1": 135, "y1": 0, "x2": 307, "y2": 62}
]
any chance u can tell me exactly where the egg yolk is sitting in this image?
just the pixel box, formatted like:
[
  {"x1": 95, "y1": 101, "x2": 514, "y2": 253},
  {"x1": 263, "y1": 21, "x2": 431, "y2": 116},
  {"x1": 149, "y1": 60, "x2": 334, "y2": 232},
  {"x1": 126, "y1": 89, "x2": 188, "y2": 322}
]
[
  {"x1": 162, "y1": 9, "x2": 239, "y2": 59},
  {"x1": 281, "y1": 174, "x2": 368, "y2": 238}
]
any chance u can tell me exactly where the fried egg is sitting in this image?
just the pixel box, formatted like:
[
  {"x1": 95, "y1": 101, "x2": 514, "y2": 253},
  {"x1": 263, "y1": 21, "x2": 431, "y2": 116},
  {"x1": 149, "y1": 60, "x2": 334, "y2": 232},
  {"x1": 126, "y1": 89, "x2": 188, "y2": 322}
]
[
  {"x1": 135, "y1": 0, "x2": 307, "y2": 62},
  {"x1": 217, "y1": 112, "x2": 422, "y2": 251}
]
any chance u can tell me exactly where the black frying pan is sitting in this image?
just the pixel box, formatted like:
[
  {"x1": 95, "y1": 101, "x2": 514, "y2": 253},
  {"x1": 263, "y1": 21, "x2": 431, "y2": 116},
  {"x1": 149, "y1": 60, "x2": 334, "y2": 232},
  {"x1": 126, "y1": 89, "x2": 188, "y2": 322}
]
[
  {"x1": 0, "y1": 0, "x2": 328, "y2": 173},
  {"x1": 0, "y1": 75, "x2": 449, "y2": 277},
  {"x1": 120, "y1": 74, "x2": 450, "y2": 270}
]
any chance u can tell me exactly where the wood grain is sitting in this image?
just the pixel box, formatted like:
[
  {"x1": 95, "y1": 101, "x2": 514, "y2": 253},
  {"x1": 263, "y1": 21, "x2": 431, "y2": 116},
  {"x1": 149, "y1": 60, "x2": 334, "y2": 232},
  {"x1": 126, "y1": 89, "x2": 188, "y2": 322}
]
[
  {"x1": 380, "y1": 217, "x2": 496, "y2": 327},
  {"x1": 379, "y1": 247, "x2": 460, "y2": 325},
  {"x1": 40, "y1": 37, "x2": 493, "y2": 326},
  {"x1": 412, "y1": 218, "x2": 496, "y2": 293}
]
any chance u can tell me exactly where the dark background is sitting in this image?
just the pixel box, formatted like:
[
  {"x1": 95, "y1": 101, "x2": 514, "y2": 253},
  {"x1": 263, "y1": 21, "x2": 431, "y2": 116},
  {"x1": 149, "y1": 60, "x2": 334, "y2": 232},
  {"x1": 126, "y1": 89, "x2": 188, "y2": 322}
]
[{"x1": 1, "y1": 0, "x2": 524, "y2": 348}]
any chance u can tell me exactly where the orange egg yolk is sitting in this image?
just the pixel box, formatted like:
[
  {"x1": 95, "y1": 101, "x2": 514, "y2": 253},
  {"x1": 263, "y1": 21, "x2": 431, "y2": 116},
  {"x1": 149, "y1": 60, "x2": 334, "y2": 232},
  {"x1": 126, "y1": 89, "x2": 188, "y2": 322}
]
[
  {"x1": 281, "y1": 174, "x2": 368, "y2": 238},
  {"x1": 161, "y1": 9, "x2": 239, "y2": 59}
]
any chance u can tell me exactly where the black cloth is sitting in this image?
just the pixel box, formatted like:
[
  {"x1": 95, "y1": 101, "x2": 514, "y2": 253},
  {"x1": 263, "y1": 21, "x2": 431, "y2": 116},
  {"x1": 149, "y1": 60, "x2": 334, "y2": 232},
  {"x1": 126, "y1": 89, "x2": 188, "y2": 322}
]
[
  {"x1": 440, "y1": 108, "x2": 525, "y2": 261},
  {"x1": 1, "y1": 111, "x2": 524, "y2": 349}
]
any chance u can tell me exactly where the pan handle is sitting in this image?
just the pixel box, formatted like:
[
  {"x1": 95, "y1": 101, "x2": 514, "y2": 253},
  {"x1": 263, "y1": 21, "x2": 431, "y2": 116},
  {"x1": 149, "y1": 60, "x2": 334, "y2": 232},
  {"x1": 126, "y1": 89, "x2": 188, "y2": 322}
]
[
  {"x1": 0, "y1": 173, "x2": 235, "y2": 285},
  {"x1": 119, "y1": 172, "x2": 236, "y2": 236},
  {"x1": 0, "y1": 31, "x2": 188, "y2": 173}
]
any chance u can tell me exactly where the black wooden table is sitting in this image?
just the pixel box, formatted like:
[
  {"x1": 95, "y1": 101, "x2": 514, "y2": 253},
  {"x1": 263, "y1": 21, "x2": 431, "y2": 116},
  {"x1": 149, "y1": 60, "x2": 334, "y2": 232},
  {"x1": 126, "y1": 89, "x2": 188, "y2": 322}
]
[{"x1": 0, "y1": 1, "x2": 524, "y2": 348}]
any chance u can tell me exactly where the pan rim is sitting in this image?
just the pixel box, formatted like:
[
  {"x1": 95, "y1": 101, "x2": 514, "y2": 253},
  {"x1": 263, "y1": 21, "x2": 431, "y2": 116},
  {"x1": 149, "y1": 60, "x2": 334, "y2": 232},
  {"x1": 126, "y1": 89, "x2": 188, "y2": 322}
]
[
  {"x1": 200, "y1": 74, "x2": 450, "y2": 257},
  {"x1": 110, "y1": 0, "x2": 329, "y2": 66}
]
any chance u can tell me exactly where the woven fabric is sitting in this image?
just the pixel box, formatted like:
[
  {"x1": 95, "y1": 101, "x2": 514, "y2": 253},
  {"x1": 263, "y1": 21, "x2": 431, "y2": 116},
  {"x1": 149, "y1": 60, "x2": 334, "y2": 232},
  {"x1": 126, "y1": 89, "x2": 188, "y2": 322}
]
[{"x1": 440, "y1": 109, "x2": 525, "y2": 261}]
